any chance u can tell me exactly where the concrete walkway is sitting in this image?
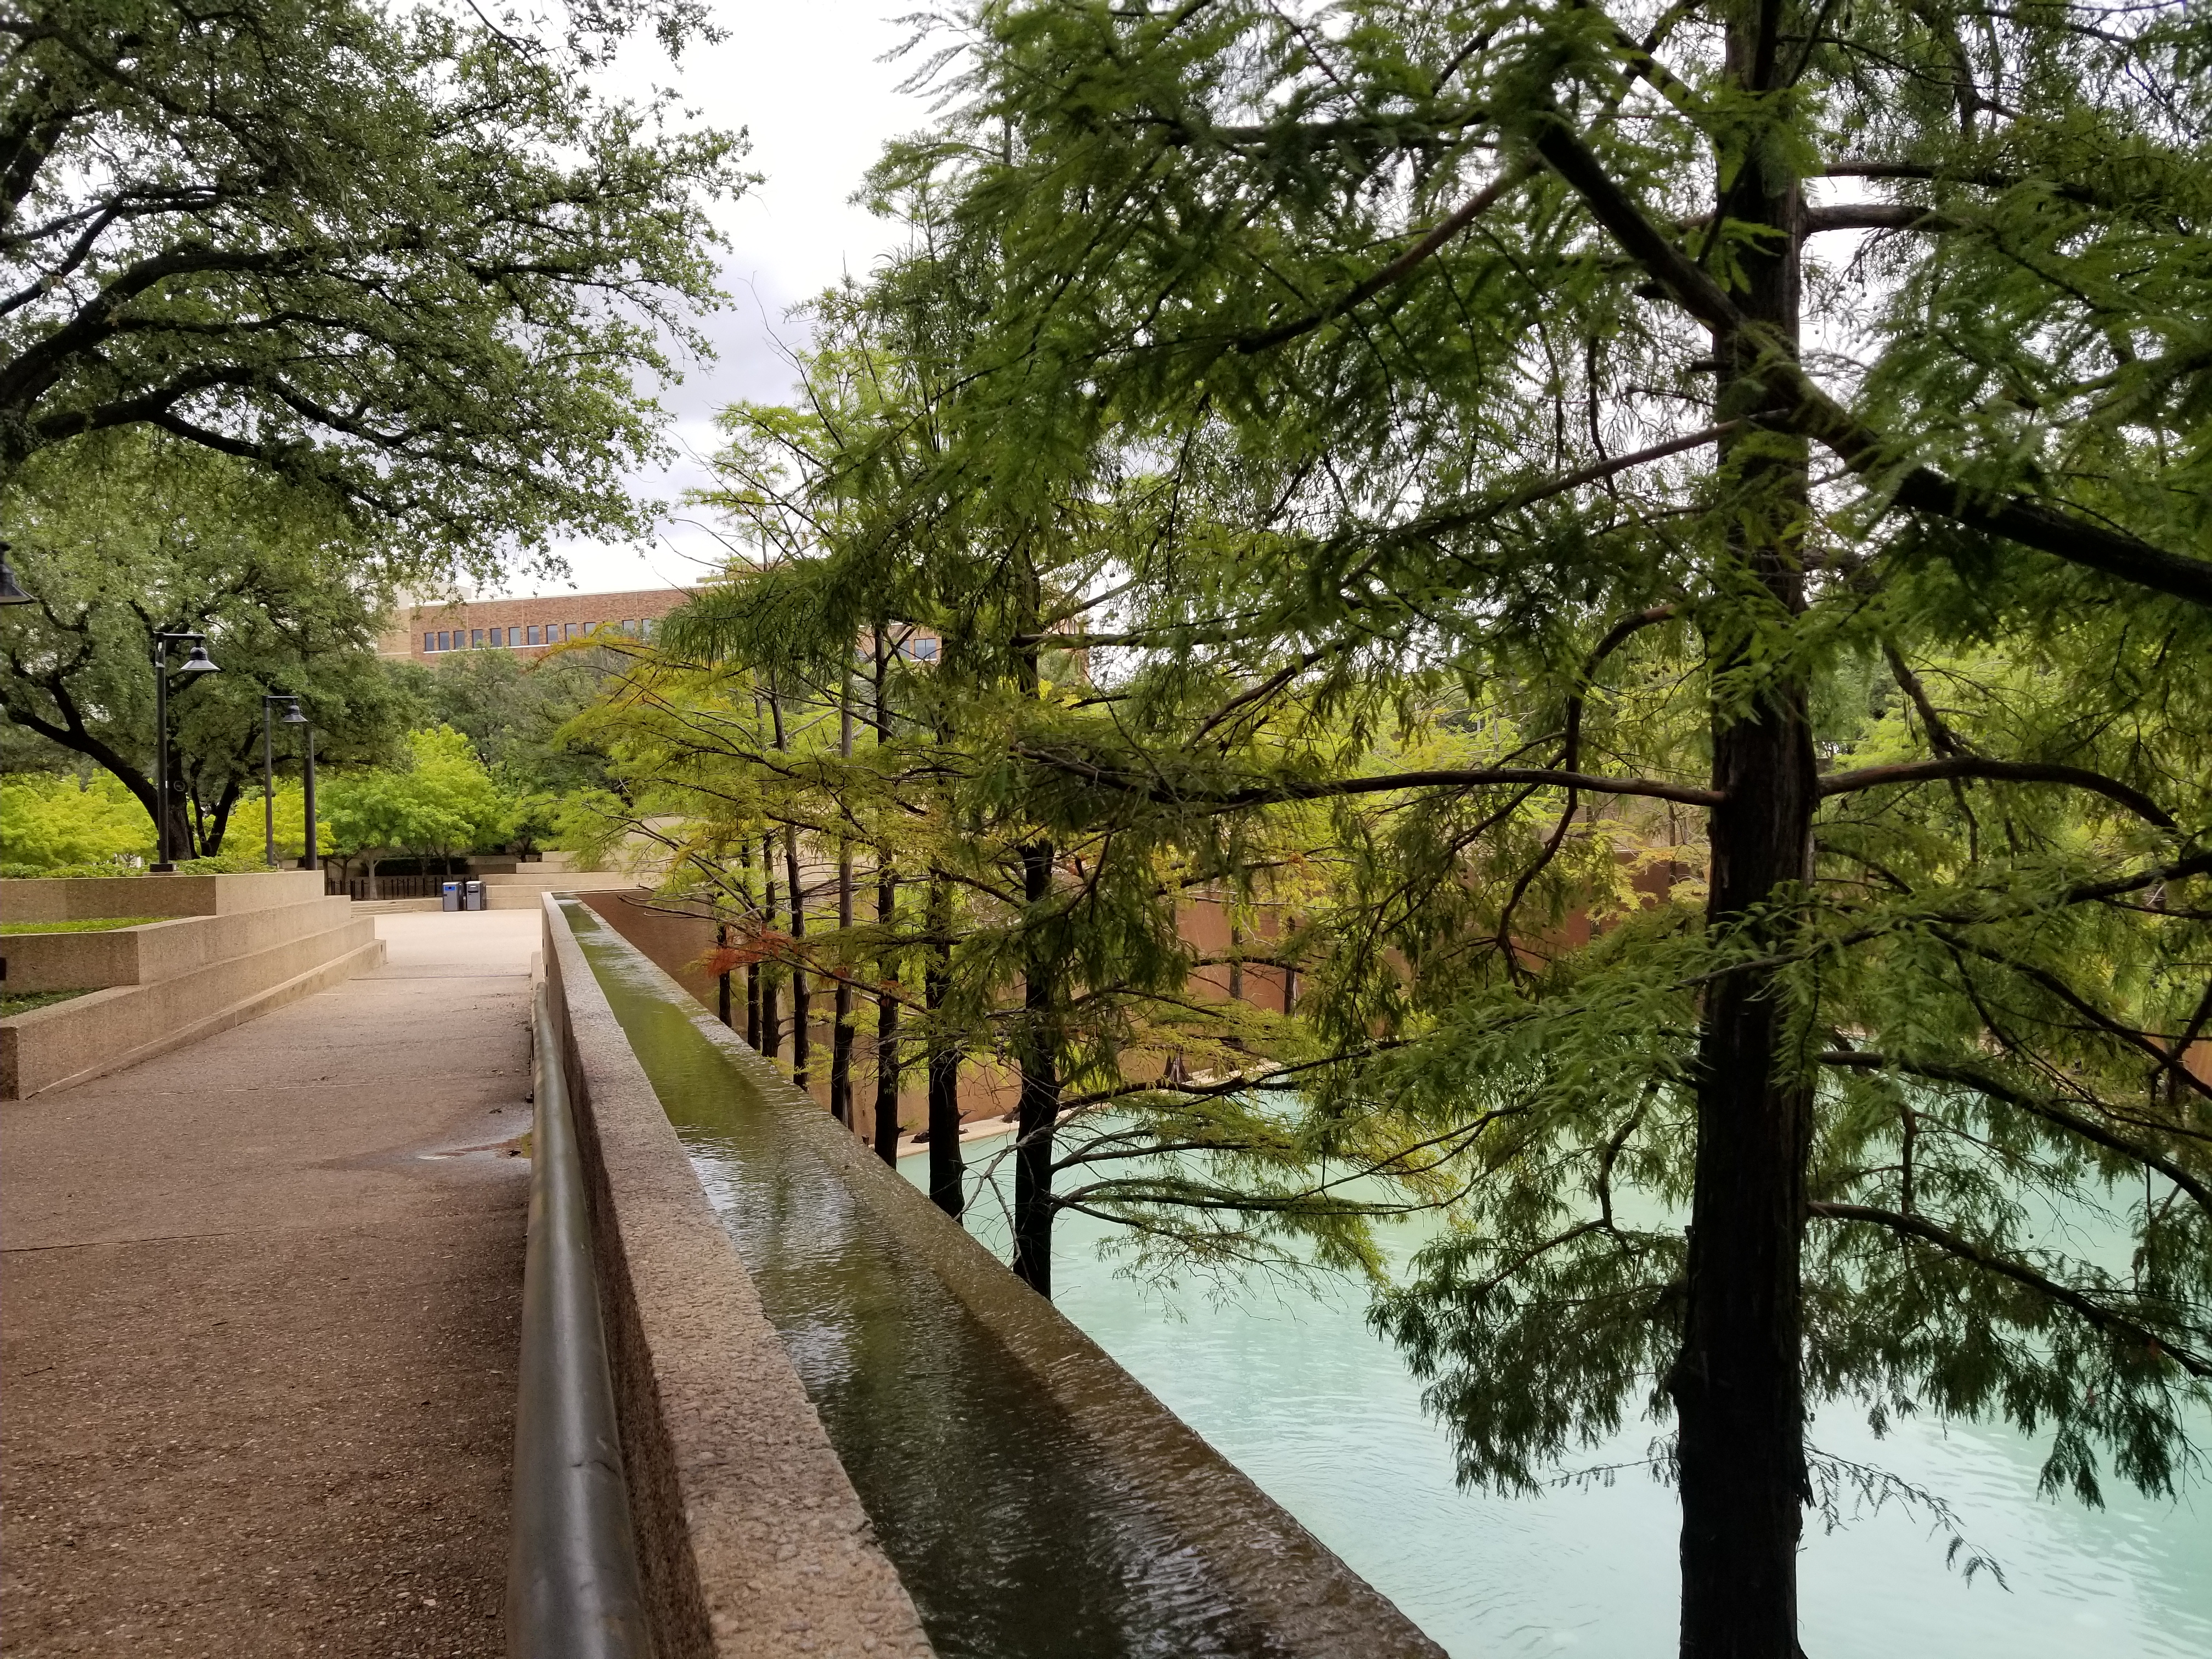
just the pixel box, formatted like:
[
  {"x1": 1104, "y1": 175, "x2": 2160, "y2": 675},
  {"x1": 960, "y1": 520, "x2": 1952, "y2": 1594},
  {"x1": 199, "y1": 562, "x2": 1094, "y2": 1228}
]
[{"x1": 1, "y1": 911, "x2": 540, "y2": 1657}]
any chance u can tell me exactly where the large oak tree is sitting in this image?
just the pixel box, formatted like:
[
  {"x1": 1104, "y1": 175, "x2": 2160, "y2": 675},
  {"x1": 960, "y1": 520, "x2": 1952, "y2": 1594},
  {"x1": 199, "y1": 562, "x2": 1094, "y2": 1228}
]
[{"x1": 1, "y1": 0, "x2": 744, "y2": 571}]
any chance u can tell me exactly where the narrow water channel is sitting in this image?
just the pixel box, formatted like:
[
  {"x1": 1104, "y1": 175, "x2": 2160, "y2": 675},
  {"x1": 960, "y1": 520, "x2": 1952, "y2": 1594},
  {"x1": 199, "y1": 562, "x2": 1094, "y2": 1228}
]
[{"x1": 565, "y1": 905, "x2": 1283, "y2": 1659}]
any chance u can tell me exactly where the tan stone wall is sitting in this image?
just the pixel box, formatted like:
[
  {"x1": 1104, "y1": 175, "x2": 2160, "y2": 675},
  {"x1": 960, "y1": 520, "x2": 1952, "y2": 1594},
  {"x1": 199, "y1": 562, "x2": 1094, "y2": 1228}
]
[
  {"x1": 377, "y1": 588, "x2": 692, "y2": 663},
  {"x1": 0, "y1": 869, "x2": 325, "y2": 923},
  {"x1": 1, "y1": 911, "x2": 382, "y2": 1099},
  {"x1": 1, "y1": 895, "x2": 356, "y2": 992}
]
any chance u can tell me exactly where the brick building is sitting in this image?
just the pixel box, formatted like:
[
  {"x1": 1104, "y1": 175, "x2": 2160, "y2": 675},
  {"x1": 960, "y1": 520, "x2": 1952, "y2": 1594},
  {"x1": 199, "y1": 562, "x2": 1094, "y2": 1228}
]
[{"x1": 377, "y1": 587, "x2": 694, "y2": 663}]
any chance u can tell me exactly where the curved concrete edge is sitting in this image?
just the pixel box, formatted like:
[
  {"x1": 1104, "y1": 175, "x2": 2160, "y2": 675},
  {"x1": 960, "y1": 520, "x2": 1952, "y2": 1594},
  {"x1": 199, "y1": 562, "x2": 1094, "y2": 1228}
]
[
  {"x1": 540, "y1": 895, "x2": 933, "y2": 1659},
  {"x1": 564, "y1": 902, "x2": 1447, "y2": 1659},
  {"x1": 0, "y1": 932, "x2": 385, "y2": 1100}
]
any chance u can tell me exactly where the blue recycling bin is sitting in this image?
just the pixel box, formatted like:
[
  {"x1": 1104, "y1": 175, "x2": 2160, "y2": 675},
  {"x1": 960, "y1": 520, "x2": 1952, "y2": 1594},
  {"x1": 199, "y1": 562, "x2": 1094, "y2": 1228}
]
[{"x1": 441, "y1": 880, "x2": 461, "y2": 911}]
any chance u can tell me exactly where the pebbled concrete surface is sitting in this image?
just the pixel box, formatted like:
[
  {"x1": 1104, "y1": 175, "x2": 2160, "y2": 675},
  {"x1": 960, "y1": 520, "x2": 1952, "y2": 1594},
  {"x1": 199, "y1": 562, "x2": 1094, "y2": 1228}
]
[{"x1": 1, "y1": 910, "x2": 538, "y2": 1658}]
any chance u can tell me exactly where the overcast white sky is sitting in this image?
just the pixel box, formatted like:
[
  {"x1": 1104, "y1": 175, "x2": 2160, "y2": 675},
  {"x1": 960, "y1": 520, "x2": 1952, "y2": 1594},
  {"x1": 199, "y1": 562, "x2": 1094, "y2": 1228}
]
[{"x1": 495, "y1": 0, "x2": 939, "y2": 600}]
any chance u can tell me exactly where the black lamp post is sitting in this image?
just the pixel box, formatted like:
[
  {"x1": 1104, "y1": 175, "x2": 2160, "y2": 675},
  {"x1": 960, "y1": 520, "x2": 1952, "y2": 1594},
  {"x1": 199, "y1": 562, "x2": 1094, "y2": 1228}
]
[
  {"x1": 294, "y1": 701, "x2": 317, "y2": 873},
  {"x1": 262, "y1": 695, "x2": 310, "y2": 866},
  {"x1": 151, "y1": 631, "x2": 220, "y2": 871}
]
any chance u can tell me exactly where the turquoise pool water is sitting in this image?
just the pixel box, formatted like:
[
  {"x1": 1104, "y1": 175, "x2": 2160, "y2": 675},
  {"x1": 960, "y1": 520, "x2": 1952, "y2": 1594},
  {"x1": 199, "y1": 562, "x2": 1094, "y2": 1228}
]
[{"x1": 907, "y1": 1144, "x2": 2212, "y2": 1659}]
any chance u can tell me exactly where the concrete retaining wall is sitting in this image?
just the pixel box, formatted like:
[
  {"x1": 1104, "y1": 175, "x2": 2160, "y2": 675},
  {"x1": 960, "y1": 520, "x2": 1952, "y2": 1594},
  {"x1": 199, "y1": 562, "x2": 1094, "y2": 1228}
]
[
  {"x1": 1, "y1": 897, "x2": 358, "y2": 992},
  {"x1": 1, "y1": 918, "x2": 382, "y2": 1099},
  {"x1": 541, "y1": 898, "x2": 932, "y2": 1659},
  {"x1": 486, "y1": 872, "x2": 646, "y2": 906},
  {"x1": 0, "y1": 870, "x2": 325, "y2": 923}
]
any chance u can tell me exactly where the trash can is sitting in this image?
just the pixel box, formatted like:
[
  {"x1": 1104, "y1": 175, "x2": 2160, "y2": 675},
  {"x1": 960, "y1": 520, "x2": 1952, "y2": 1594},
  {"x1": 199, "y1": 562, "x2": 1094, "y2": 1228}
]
[
  {"x1": 441, "y1": 880, "x2": 461, "y2": 911},
  {"x1": 465, "y1": 879, "x2": 486, "y2": 912}
]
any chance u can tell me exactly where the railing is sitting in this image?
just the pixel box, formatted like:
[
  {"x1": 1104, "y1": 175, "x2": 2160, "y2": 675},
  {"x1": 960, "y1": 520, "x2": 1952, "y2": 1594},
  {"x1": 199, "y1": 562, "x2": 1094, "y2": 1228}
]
[
  {"x1": 329, "y1": 874, "x2": 452, "y2": 900},
  {"x1": 505, "y1": 977, "x2": 653, "y2": 1658}
]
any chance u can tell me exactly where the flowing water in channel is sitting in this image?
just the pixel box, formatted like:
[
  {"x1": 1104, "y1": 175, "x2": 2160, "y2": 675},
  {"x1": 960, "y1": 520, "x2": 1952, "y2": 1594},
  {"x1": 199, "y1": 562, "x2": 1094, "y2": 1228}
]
[
  {"x1": 567, "y1": 906, "x2": 1278, "y2": 1659},
  {"x1": 568, "y1": 904, "x2": 2211, "y2": 1658}
]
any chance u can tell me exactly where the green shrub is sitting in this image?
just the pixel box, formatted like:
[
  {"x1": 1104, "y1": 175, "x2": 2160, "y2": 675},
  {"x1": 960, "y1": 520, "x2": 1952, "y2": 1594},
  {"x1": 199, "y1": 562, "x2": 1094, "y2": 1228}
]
[{"x1": 0, "y1": 773, "x2": 154, "y2": 871}]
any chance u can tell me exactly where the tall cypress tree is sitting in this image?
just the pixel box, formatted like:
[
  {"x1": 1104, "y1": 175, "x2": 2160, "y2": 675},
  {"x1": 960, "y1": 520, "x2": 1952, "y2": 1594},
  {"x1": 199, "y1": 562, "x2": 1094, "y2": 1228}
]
[{"x1": 873, "y1": 3, "x2": 2212, "y2": 1652}]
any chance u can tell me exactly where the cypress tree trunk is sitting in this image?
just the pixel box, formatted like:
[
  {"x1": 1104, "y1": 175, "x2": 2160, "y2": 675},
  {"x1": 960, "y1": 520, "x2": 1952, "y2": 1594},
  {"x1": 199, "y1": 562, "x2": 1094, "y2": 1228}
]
[
  {"x1": 1007, "y1": 563, "x2": 1060, "y2": 1294},
  {"x1": 868, "y1": 628, "x2": 900, "y2": 1162},
  {"x1": 926, "y1": 872, "x2": 963, "y2": 1216},
  {"x1": 873, "y1": 860, "x2": 901, "y2": 1164},
  {"x1": 716, "y1": 921, "x2": 732, "y2": 1028},
  {"x1": 786, "y1": 823, "x2": 810, "y2": 1089},
  {"x1": 831, "y1": 683, "x2": 856, "y2": 1126},
  {"x1": 760, "y1": 828, "x2": 781, "y2": 1064},
  {"x1": 1671, "y1": 14, "x2": 1814, "y2": 1653},
  {"x1": 741, "y1": 839, "x2": 761, "y2": 1049},
  {"x1": 1011, "y1": 838, "x2": 1058, "y2": 1295}
]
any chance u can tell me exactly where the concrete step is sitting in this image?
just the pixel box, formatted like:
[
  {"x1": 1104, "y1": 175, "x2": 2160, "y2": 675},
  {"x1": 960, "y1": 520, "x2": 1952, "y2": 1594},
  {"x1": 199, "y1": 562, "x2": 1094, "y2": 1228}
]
[
  {"x1": 2, "y1": 897, "x2": 359, "y2": 993},
  {"x1": 1, "y1": 918, "x2": 383, "y2": 1099}
]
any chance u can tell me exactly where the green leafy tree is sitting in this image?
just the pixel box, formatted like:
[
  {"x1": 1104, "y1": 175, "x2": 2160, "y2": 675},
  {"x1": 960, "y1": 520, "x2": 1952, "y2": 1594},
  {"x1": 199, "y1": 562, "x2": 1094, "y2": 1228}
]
[
  {"x1": 388, "y1": 642, "x2": 624, "y2": 798},
  {"x1": 1, "y1": 0, "x2": 744, "y2": 571},
  {"x1": 589, "y1": 279, "x2": 1381, "y2": 1297},
  {"x1": 848, "y1": 3, "x2": 2212, "y2": 1653},
  {"x1": 321, "y1": 724, "x2": 515, "y2": 892},
  {"x1": 0, "y1": 768, "x2": 152, "y2": 872},
  {"x1": 1, "y1": 432, "x2": 418, "y2": 856}
]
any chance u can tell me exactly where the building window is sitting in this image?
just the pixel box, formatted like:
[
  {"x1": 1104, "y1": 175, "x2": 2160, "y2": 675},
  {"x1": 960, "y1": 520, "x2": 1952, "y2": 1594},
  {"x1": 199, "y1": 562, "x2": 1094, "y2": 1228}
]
[
  {"x1": 565, "y1": 622, "x2": 579, "y2": 640},
  {"x1": 913, "y1": 635, "x2": 940, "y2": 661},
  {"x1": 526, "y1": 624, "x2": 540, "y2": 645},
  {"x1": 641, "y1": 617, "x2": 655, "y2": 640},
  {"x1": 622, "y1": 618, "x2": 638, "y2": 636},
  {"x1": 507, "y1": 627, "x2": 520, "y2": 646},
  {"x1": 471, "y1": 628, "x2": 484, "y2": 647},
  {"x1": 437, "y1": 630, "x2": 450, "y2": 651},
  {"x1": 424, "y1": 631, "x2": 437, "y2": 652}
]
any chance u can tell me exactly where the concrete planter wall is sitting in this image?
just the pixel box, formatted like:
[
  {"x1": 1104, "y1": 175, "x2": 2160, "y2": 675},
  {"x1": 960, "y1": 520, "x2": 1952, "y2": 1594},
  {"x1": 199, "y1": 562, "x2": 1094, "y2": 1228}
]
[
  {"x1": 0, "y1": 876, "x2": 381, "y2": 1100},
  {"x1": 2, "y1": 896, "x2": 358, "y2": 993},
  {"x1": 1, "y1": 869, "x2": 325, "y2": 924}
]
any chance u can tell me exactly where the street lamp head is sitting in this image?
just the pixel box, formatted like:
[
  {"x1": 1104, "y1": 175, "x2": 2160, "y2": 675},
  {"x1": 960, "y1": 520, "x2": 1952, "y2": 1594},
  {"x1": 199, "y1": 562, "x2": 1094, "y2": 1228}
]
[
  {"x1": 281, "y1": 700, "x2": 308, "y2": 725},
  {"x1": 179, "y1": 642, "x2": 220, "y2": 675}
]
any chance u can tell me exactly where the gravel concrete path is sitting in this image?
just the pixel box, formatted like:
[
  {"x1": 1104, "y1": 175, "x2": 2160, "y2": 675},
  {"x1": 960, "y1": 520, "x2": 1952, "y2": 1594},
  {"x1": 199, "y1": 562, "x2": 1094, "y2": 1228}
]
[{"x1": 1, "y1": 910, "x2": 540, "y2": 1657}]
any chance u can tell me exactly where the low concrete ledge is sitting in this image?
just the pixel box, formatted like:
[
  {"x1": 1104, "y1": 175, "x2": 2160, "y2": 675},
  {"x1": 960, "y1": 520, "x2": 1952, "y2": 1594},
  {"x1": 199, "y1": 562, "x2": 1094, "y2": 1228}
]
[
  {"x1": 1, "y1": 918, "x2": 382, "y2": 1099},
  {"x1": 1, "y1": 896, "x2": 357, "y2": 992},
  {"x1": 488, "y1": 874, "x2": 645, "y2": 906},
  {"x1": 541, "y1": 896, "x2": 932, "y2": 1659},
  {"x1": 0, "y1": 869, "x2": 325, "y2": 924},
  {"x1": 545, "y1": 898, "x2": 1446, "y2": 1659}
]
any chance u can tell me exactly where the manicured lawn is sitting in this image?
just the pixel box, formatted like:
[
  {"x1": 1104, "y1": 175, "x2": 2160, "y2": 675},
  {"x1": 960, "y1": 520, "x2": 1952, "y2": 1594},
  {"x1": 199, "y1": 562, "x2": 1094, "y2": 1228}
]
[
  {"x1": 0, "y1": 989, "x2": 95, "y2": 1018},
  {"x1": 0, "y1": 917, "x2": 162, "y2": 935}
]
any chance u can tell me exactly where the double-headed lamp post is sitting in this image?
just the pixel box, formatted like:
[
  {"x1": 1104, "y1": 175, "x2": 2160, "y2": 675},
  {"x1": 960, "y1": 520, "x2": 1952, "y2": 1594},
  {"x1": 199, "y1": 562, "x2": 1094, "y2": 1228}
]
[
  {"x1": 262, "y1": 695, "x2": 313, "y2": 867},
  {"x1": 151, "y1": 631, "x2": 220, "y2": 872}
]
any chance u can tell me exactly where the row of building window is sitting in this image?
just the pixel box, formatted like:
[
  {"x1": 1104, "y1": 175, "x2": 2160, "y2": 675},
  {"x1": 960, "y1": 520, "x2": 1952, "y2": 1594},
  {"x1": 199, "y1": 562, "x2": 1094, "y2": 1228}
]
[{"x1": 423, "y1": 618, "x2": 656, "y2": 653}]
